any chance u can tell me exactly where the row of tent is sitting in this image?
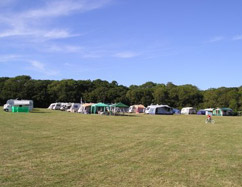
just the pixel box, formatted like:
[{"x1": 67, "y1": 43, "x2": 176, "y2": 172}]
[
  {"x1": 1, "y1": 99, "x2": 233, "y2": 116},
  {"x1": 48, "y1": 102, "x2": 129, "y2": 115},
  {"x1": 47, "y1": 102, "x2": 234, "y2": 116}
]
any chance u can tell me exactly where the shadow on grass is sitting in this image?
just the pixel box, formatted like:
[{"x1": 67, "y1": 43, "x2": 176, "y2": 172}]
[
  {"x1": 108, "y1": 114, "x2": 140, "y2": 117},
  {"x1": 31, "y1": 109, "x2": 51, "y2": 113}
]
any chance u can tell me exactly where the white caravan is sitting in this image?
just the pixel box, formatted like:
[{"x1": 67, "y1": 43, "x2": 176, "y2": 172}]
[
  {"x1": 60, "y1": 103, "x2": 72, "y2": 111},
  {"x1": 204, "y1": 108, "x2": 214, "y2": 115},
  {"x1": 3, "y1": 99, "x2": 33, "y2": 112},
  {"x1": 48, "y1": 103, "x2": 62, "y2": 110},
  {"x1": 145, "y1": 104, "x2": 173, "y2": 115},
  {"x1": 52, "y1": 103, "x2": 62, "y2": 110},
  {"x1": 48, "y1": 103, "x2": 55, "y2": 109},
  {"x1": 67, "y1": 103, "x2": 80, "y2": 113},
  {"x1": 181, "y1": 107, "x2": 196, "y2": 115}
]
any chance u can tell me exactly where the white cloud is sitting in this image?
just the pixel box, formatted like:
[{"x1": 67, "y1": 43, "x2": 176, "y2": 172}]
[
  {"x1": 232, "y1": 35, "x2": 242, "y2": 40},
  {"x1": 0, "y1": 54, "x2": 22, "y2": 62},
  {"x1": 45, "y1": 44, "x2": 83, "y2": 53},
  {"x1": 0, "y1": 28, "x2": 78, "y2": 40},
  {"x1": 29, "y1": 60, "x2": 59, "y2": 76},
  {"x1": 114, "y1": 52, "x2": 139, "y2": 58},
  {"x1": 0, "y1": 0, "x2": 111, "y2": 40},
  {"x1": 43, "y1": 29, "x2": 79, "y2": 39},
  {"x1": 206, "y1": 36, "x2": 224, "y2": 43},
  {"x1": 30, "y1": 61, "x2": 45, "y2": 71},
  {"x1": 21, "y1": 0, "x2": 111, "y2": 19}
]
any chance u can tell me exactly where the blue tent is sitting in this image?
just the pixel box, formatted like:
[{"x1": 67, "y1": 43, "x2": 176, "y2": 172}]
[{"x1": 197, "y1": 110, "x2": 206, "y2": 115}]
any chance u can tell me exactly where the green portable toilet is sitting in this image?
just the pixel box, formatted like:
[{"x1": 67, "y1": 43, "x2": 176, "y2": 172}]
[{"x1": 12, "y1": 106, "x2": 29, "y2": 113}]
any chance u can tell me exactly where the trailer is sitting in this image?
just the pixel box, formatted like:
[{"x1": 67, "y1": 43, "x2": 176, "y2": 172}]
[
  {"x1": 181, "y1": 107, "x2": 196, "y2": 115},
  {"x1": 67, "y1": 103, "x2": 81, "y2": 113},
  {"x1": 3, "y1": 99, "x2": 33, "y2": 112}
]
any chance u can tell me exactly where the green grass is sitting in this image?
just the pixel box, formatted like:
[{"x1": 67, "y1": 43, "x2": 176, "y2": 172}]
[{"x1": 0, "y1": 108, "x2": 242, "y2": 187}]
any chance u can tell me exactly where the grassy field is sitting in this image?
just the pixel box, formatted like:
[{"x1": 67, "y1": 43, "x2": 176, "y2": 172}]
[{"x1": 0, "y1": 108, "x2": 242, "y2": 187}]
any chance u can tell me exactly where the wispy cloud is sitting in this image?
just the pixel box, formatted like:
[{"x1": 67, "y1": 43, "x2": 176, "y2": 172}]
[
  {"x1": 232, "y1": 35, "x2": 242, "y2": 41},
  {"x1": 21, "y1": 0, "x2": 111, "y2": 19},
  {"x1": 0, "y1": 54, "x2": 22, "y2": 62},
  {"x1": 28, "y1": 60, "x2": 59, "y2": 76},
  {"x1": 44, "y1": 44, "x2": 83, "y2": 53},
  {"x1": 114, "y1": 52, "x2": 139, "y2": 58},
  {"x1": 205, "y1": 36, "x2": 224, "y2": 43},
  {"x1": 0, "y1": 0, "x2": 111, "y2": 40},
  {"x1": 43, "y1": 29, "x2": 80, "y2": 39},
  {"x1": 0, "y1": 28, "x2": 78, "y2": 40}
]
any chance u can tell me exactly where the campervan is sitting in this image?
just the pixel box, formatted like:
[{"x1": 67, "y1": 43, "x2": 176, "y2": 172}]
[
  {"x1": 3, "y1": 99, "x2": 33, "y2": 112},
  {"x1": 181, "y1": 107, "x2": 196, "y2": 115},
  {"x1": 145, "y1": 105, "x2": 173, "y2": 115}
]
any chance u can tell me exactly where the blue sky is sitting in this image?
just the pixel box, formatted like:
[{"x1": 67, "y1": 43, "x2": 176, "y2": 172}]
[{"x1": 0, "y1": 0, "x2": 242, "y2": 90}]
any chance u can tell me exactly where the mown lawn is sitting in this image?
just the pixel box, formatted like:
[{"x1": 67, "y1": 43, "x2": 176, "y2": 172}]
[{"x1": 0, "y1": 108, "x2": 242, "y2": 186}]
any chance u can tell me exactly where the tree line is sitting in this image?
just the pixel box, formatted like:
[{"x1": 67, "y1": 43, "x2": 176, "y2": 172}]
[{"x1": 0, "y1": 75, "x2": 242, "y2": 112}]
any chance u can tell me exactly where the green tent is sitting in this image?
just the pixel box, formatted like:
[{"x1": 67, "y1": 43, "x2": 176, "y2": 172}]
[
  {"x1": 213, "y1": 108, "x2": 233, "y2": 116},
  {"x1": 91, "y1": 103, "x2": 110, "y2": 114},
  {"x1": 110, "y1": 102, "x2": 129, "y2": 108},
  {"x1": 110, "y1": 102, "x2": 129, "y2": 115}
]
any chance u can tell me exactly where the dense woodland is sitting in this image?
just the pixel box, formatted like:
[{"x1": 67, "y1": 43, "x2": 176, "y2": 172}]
[{"x1": 0, "y1": 75, "x2": 242, "y2": 112}]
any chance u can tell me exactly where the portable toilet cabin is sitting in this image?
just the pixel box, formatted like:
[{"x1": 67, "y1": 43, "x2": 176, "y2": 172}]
[
  {"x1": 213, "y1": 108, "x2": 233, "y2": 116},
  {"x1": 181, "y1": 107, "x2": 196, "y2": 115}
]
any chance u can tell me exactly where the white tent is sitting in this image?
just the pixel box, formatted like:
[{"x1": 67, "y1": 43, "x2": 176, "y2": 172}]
[
  {"x1": 78, "y1": 103, "x2": 94, "y2": 114},
  {"x1": 145, "y1": 104, "x2": 173, "y2": 115}
]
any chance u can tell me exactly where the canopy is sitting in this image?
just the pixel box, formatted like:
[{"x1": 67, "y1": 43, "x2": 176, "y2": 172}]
[
  {"x1": 82, "y1": 103, "x2": 94, "y2": 107},
  {"x1": 110, "y1": 102, "x2": 129, "y2": 108},
  {"x1": 91, "y1": 103, "x2": 110, "y2": 114},
  {"x1": 92, "y1": 103, "x2": 109, "y2": 107}
]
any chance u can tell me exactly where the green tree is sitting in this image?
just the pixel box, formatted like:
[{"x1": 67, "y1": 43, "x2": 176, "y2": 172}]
[
  {"x1": 153, "y1": 85, "x2": 168, "y2": 105},
  {"x1": 1, "y1": 75, "x2": 31, "y2": 101}
]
